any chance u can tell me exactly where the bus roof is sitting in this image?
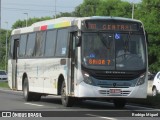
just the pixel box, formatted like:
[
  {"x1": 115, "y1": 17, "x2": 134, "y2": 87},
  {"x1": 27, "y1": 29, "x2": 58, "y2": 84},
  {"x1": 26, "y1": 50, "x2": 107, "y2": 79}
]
[{"x1": 11, "y1": 16, "x2": 142, "y2": 35}]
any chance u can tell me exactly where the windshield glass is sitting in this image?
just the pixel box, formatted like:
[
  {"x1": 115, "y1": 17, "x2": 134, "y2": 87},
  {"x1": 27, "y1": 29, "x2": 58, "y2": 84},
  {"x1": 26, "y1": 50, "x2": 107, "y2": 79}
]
[
  {"x1": 82, "y1": 32, "x2": 146, "y2": 71},
  {"x1": 0, "y1": 71, "x2": 7, "y2": 75}
]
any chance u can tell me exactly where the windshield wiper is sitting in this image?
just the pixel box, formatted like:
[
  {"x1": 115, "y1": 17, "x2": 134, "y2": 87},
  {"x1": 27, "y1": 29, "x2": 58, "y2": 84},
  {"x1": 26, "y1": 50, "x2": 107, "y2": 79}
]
[{"x1": 98, "y1": 32, "x2": 113, "y2": 49}]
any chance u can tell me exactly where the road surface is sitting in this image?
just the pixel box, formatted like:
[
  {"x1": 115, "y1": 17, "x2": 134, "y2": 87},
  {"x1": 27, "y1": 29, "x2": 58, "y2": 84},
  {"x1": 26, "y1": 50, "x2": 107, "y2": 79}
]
[{"x1": 0, "y1": 88, "x2": 159, "y2": 120}]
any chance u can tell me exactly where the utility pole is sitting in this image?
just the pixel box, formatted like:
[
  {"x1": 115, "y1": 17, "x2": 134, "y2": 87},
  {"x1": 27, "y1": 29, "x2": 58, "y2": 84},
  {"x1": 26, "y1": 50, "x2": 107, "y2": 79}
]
[
  {"x1": 132, "y1": 3, "x2": 134, "y2": 19},
  {"x1": 5, "y1": 22, "x2": 8, "y2": 72},
  {"x1": 0, "y1": 0, "x2": 1, "y2": 59},
  {"x1": 55, "y1": 0, "x2": 56, "y2": 19},
  {"x1": 24, "y1": 13, "x2": 28, "y2": 27}
]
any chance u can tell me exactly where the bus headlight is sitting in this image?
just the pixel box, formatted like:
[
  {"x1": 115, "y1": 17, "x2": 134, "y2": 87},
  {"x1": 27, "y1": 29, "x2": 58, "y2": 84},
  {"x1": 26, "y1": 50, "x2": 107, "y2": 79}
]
[
  {"x1": 136, "y1": 74, "x2": 145, "y2": 86},
  {"x1": 82, "y1": 72, "x2": 94, "y2": 85}
]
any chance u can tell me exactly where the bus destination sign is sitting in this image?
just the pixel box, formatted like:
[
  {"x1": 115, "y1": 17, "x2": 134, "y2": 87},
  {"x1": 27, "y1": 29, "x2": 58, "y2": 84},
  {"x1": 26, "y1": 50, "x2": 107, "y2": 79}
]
[{"x1": 85, "y1": 20, "x2": 139, "y2": 31}]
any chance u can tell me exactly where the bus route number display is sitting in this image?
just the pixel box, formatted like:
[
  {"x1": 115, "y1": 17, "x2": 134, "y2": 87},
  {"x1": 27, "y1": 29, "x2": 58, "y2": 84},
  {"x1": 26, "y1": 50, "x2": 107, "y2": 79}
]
[
  {"x1": 85, "y1": 20, "x2": 139, "y2": 31},
  {"x1": 88, "y1": 59, "x2": 111, "y2": 65}
]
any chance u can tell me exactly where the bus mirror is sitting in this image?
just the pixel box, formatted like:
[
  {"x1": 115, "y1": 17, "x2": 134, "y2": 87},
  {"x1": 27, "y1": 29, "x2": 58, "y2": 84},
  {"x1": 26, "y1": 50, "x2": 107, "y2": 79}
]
[{"x1": 75, "y1": 36, "x2": 81, "y2": 47}]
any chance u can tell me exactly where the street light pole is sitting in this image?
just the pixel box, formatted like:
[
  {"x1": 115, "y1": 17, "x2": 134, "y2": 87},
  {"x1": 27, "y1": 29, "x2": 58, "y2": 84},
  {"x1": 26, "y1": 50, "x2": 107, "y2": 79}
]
[
  {"x1": 132, "y1": 3, "x2": 134, "y2": 19},
  {"x1": 55, "y1": 0, "x2": 56, "y2": 19},
  {"x1": 5, "y1": 22, "x2": 8, "y2": 72},
  {"x1": 24, "y1": 13, "x2": 28, "y2": 27},
  {"x1": 0, "y1": 0, "x2": 1, "y2": 60}
]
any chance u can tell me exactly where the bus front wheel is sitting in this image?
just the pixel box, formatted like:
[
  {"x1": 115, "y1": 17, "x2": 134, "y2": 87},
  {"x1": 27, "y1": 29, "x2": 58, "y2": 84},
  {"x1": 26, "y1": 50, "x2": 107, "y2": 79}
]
[
  {"x1": 61, "y1": 81, "x2": 74, "y2": 107},
  {"x1": 113, "y1": 99, "x2": 126, "y2": 108},
  {"x1": 23, "y1": 77, "x2": 33, "y2": 101}
]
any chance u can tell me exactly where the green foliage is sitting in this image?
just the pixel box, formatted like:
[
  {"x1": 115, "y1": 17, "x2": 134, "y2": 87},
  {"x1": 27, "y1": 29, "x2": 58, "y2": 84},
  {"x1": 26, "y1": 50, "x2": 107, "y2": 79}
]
[
  {"x1": 55, "y1": 12, "x2": 73, "y2": 18},
  {"x1": 0, "y1": 81, "x2": 9, "y2": 88},
  {"x1": 134, "y1": 0, "x2": 160, "y2": 72},
  {"x1": 0, "y1": 29, "x2": 11, "y2": 70},
  {"x1": 0, "y1": 0, "x2": 159, "y2": 72},
  {"x1": 12, "y1": 17, "x2": 52, "y2": 29}
]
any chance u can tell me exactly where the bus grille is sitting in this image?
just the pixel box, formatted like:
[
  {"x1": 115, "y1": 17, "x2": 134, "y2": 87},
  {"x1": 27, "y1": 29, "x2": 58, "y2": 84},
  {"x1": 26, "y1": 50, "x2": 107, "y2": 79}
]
[
  {"x1": 99, "y1": 90, "x2": 131, "y2": 96},
  {"x1": 82, "y1": 67, "x2": 145, "y2": 80},
  {"x1": 93, "y1": 73, "x2": 135, "y2": 80}
]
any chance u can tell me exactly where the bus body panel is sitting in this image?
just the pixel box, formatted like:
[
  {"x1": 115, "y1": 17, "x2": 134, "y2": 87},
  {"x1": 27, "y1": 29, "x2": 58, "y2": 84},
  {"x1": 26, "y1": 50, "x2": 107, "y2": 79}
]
[
  {"x1": 8, "y1": 16, "x2": 148, "y2": 105},
  {"x1": 14, "y1": 58, "x2": 69, "y2": 95},
  {"x1": 75, "y1": 80, "x2": 147, "y2": 98}
]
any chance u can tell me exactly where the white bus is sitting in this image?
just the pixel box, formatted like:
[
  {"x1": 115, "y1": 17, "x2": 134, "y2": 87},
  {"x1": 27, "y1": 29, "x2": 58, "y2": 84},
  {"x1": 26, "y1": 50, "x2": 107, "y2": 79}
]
[{"x1": 8, "y1": 16, "x2": 148, "y2": 108}]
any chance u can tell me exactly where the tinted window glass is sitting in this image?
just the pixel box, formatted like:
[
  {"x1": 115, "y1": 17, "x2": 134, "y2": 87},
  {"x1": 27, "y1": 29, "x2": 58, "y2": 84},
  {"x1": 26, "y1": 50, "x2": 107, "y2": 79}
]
[
  {"x1": 44, "y1": 30, "x2": 57, "y2": 57},
  {"x1": 26, "y1": 33, "x2": 36, "y2": 57},
  {"x1": 36, "y1": 31, "x2": 46, "y2": 57},
  {"x1": 9, "y1": 37, "x2": 14, "y2": 58},
  {"x1": 9, "y1": 35, "x2": 19, "y2": 58},
  {"x1": 0, "y1": 71, "x2": 6, "y2": 75},
  {"x1": 157, "y1": 73, "x2": 160, "y2": 79},
  {"x1": 55, "y1": 29, "x2": 68, "y2": 56},
  {"x1": 19, "y1": 34, "x2": 27, "y2": 57}
]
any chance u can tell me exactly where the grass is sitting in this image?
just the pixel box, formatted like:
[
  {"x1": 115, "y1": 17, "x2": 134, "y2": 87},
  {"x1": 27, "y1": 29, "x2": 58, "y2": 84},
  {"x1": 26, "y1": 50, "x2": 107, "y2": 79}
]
[{"x1": 0, "y1": 81, "x2": 9, "y2": 88}]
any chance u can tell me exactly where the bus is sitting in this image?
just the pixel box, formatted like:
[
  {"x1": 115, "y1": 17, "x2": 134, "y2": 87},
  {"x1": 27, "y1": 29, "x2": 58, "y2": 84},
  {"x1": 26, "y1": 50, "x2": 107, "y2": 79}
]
[{"x1": 8, "y1": 16, "x2": 148, "y2": 108}]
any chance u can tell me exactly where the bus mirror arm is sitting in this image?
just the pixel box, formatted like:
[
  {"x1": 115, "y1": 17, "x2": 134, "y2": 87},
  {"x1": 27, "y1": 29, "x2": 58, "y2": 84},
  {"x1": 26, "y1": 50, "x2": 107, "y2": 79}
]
[{"x1": 75, "y1": 36, "x2": 81, "y2": 47}]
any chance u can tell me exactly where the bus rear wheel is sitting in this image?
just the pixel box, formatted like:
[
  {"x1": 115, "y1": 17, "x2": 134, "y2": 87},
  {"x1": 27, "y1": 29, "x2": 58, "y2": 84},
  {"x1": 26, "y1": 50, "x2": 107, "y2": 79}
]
[
  {"x1": 113, "y1": 99, "x2": 126, "y2": 108},
  {"x1": 61, "y1": 81, "x2": 74, "y2": 107},
  {"x1": 23, "y1": 77, "x2": 32, "y2": 101}
]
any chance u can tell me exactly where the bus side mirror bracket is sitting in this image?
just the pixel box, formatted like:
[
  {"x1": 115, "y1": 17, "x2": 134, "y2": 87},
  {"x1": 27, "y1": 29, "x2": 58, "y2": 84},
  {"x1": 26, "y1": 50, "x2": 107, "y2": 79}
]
[
  {"x1": 75, "y1": 30, "x2": 82, "y2": 47},
  {"x1": 75, "y1": 36, "x2": 81, "y2": 47}
]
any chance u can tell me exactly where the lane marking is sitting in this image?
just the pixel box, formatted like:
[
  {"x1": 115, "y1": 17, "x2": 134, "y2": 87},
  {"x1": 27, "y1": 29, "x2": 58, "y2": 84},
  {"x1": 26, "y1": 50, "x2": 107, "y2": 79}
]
[
  {"x1": 86, "y1": 114, "x2": 117, "y2": 120},
  {"x1": 25, "y1": 103, "x2": 44, "y2": 107}
]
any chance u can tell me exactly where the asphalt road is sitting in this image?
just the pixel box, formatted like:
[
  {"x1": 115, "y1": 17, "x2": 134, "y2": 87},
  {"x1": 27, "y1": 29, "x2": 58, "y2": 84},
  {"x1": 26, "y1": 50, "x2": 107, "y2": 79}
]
[{"x1": 0, "y1": 88, "x2": 159, "y2": 120}]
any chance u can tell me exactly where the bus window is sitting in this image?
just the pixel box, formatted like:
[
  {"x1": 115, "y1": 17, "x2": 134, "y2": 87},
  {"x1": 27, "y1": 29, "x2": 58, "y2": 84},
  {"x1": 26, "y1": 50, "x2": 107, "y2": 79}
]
[
  {"x1": 26, "y1": 33, "x2": 36, "y2": 57},
  {"x1": 44, "y1": 30, "x2": 57, "y2": 57},
  {"x1": 36, "y1": 31, "x2": 46, "y2": 57},
  {"x1": 9, "y1": 35, "x2": 20, "y2": 59},
  {"x1": 19, "y1": 34, "x2": 27, "y2": 57},
  {"x1": 55, "y1": 29, "x2": 68, "y2": 57}
]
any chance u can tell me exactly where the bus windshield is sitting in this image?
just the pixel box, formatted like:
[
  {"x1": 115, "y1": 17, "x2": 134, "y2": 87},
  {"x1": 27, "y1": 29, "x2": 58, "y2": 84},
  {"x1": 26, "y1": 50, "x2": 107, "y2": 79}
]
[{"x1": 82, "y1": 32, "x2": 146, "y2": 71}]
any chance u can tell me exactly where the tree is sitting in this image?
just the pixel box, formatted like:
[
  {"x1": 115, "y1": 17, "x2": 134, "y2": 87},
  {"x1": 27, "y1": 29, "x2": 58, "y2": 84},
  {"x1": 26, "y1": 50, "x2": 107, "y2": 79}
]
[
  {"x1": 0, "y1": 29, "x2": 11, "y2": 70},
  {"x1": 74, "y1": 0, "x2": 101, "y2": 17},
  {"x1": 74, "y1": 0, "x2": 132, "y2": 18},
  {"x1": 12, "y1": 17, "x2": 52, "y2": 29},
  {"x1": 134, "y1": 0, "x2": 160, "y2": 72}
]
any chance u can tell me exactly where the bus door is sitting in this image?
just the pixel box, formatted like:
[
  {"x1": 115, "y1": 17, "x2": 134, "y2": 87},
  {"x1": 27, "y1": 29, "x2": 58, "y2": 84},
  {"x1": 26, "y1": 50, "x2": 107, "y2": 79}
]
[
  {"x1": 12, "y1": 38, "x2": 19, "y2": 90},
  {"x1": 68, "y1": 33, "x2": 77, "y2": 95}
]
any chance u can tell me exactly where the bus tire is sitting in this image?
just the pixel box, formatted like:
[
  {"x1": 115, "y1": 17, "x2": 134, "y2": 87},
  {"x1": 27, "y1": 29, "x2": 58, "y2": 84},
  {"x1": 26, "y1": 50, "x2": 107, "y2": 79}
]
[
  {"x1": 23, "y1": 77, "x2": 33, "y2": 101},
  {"x1": 61, "y1": 81, "x2": 74, "y2": 107},
  {"x1": 113, "y1": 99, "x2": 126, "y2": 109}
]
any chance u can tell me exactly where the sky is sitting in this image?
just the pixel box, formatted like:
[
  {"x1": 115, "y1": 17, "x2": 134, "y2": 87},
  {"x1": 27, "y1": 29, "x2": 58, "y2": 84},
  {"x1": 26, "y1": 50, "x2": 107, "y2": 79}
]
[{"x1": 1, "y1": 0, "x2": 141, "y2": 29}]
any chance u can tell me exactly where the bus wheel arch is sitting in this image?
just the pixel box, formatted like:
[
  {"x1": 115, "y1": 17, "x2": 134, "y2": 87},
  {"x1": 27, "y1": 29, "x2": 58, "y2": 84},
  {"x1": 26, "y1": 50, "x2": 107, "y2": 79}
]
[{"x1": 57, "y1": 74, "x2": 64, "y2": 95}]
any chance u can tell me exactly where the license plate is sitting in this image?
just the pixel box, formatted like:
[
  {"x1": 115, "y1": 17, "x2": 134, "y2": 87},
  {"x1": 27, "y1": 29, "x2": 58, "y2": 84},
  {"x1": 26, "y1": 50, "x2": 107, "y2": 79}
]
[{"x1": 110, "y1": 89, "x2": 121, "y2": 94}]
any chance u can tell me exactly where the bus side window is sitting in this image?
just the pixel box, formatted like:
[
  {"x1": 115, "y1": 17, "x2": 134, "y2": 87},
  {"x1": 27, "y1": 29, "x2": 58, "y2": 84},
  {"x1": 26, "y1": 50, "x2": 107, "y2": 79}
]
[
  {"x1": 19, "y1": 34, "x2": 27, "y2": 58},
  {"x1": 44, "y1": 30, "x2": 57, "y2": 57},
  {"x1": 13, "y1": 39, "x2": 19, "y2": 60},
  {"x1": 55, "y1": 29, "x2": 68, "y2": 57},
  {"x1": 9, "y1": 35, "x2": 20, "y2": 59},
  {"x1": 35, "y1": 31, "x2": 46, "y2": 57},
  {"x1": 26, "y1": 33, "x2": 36, "y2": 57},
  {"x1": 9, "y1": 36, "x2": 14, "y2": 59}
]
